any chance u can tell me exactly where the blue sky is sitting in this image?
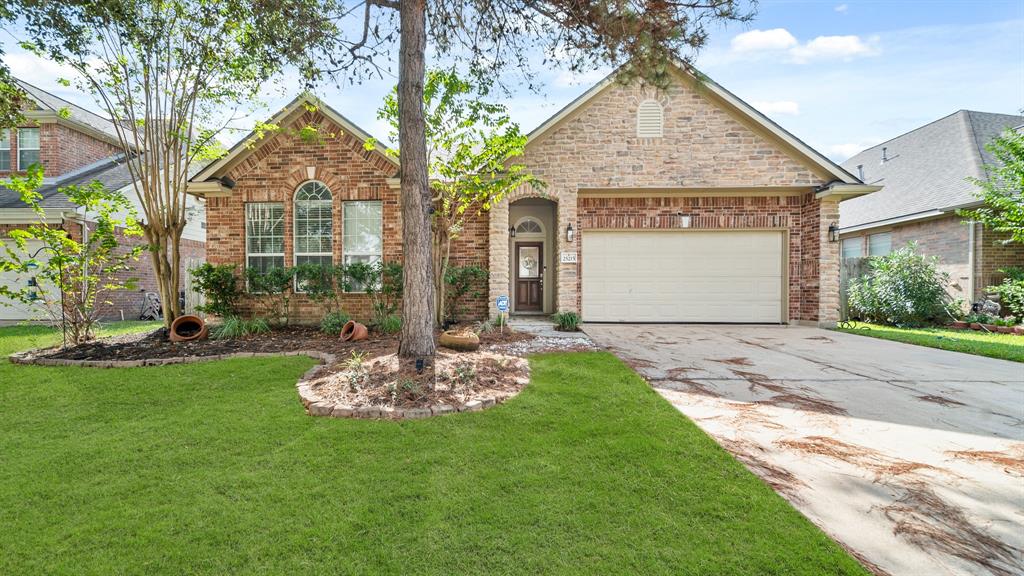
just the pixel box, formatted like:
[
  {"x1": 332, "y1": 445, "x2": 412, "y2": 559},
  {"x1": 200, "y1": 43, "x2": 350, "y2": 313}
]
[{"x1": 3, "y1": 0, "x2": 1022, "y2": 162}]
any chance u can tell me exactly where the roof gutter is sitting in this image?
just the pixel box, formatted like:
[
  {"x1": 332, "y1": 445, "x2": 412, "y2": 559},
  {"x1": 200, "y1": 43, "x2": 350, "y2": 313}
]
[
  {"x1": 839, "y1": 200, "x2": 985, "y2": 234},
  {"x1": 815, "y1": 181, "x2": 882, "y2": 201}
]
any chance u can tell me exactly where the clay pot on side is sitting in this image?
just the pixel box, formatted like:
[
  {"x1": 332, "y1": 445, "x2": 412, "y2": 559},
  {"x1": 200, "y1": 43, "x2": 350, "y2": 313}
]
[
  {"x1": 970, "y1": 323, "x2": 982, "y2": 330},
  {"x1": 169, "y1": 315, "x2": 208, "y2": 342},
  {"x1": 341, "y1": 320, "x2": 368, "y2": 342},
  {"x1": 950, "y1": 321, "x2": 969, "y2": 330},
  {"x1": 439, "y1": 330, "x2": 480, "y2": 352}
]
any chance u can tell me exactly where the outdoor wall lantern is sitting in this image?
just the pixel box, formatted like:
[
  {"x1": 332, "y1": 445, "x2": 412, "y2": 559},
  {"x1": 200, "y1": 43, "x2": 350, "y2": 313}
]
[
  {"x1": 828, "y1": 222, "x2": 840, "y2": 243},
  {"x1": 566, "y1": 223, "x2": 575, "y2": 243},
  {"x1": 508, "y1": 226, "x2": 516, "y2": 238}
]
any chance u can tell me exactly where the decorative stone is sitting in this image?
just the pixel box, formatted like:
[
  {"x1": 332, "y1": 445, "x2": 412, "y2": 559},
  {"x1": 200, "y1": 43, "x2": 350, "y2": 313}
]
[
  {"x1": 404, "y1": 408, "x2": 431, "y2": 419},
  {"x1": 355, "y1": 406, "x2": 381, "y2": 419},
  {"x1": 464, "y1": 400, "x2": 483, "y2": 412},
  {"x1": 309, "y1": 402, "x2": 334, "y2": 416},
  {"x1": 432, "y1": 404, "x2": 456, "y2": 416},
  {"x1": 331, "y1": 405, "x2": 354, "y2": 418},
  {"x1": 481, "y1": 398, "x2": 496, "y2": 408}
]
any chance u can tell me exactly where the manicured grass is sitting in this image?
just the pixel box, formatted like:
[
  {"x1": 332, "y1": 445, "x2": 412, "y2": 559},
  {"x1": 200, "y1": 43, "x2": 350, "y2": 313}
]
[
  {"x1": 836, "y1": 322, "x2": 1024, "y2": 363},
  {"x1": 0, "y1": 325, "x2": 867, "y2": 575}
]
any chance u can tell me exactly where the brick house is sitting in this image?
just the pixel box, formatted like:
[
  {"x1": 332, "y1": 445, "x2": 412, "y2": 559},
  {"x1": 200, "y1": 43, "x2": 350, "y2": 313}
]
[
  {"x1": 189, "y1": 62, "x2": 878, "y2": 327},
  {"x1": 0, "y1": 79, "x2": 206, "y2": 322},
  {"x1": 839, "y1": 111, "x2": 1024, "y2": 304}
]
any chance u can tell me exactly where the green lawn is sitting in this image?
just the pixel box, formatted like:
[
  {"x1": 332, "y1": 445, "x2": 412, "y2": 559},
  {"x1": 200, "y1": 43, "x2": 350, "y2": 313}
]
[
  {"x1": 836, "y1": 322, "x2": 1024, "y2": 363},
  {"x1": 0, "y1": 325, "x2": 867, "y2": 575}
]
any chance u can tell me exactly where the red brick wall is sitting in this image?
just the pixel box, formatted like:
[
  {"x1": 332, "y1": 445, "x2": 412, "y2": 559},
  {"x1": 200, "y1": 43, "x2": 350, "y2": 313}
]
[
  {"x1": 978, "y1": 227, "x2": 1024, "y2": 292},
  {"x1": 0, "y1": 122, "x2": 119, "y2": 178},
  {"x1": 577, "y1": 193, "x2": 825, "y2": 322},
  {"x1": 447, "y1": 209, "x2": 490, "y2": 322}
]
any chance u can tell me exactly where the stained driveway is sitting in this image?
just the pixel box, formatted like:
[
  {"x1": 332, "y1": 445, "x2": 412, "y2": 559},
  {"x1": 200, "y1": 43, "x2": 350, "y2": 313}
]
[{"x1": 584, "y1": 324, "x2": 1024, "y2": 576}]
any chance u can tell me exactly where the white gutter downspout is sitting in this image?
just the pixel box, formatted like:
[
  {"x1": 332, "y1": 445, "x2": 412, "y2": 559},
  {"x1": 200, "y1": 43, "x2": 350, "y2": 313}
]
[{"x1": 967, "y1": 221, "x2": 976, "y2": 304}]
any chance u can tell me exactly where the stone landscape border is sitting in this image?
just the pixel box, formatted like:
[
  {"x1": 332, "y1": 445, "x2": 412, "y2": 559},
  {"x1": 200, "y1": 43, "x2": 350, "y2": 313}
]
[{"x1": 8, "y1": 347, "x2": 518, "y2": 420}]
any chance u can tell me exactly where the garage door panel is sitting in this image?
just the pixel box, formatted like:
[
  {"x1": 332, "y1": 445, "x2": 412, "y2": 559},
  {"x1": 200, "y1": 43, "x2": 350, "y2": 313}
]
[{"x1": 582, "y1": 231, "x2": 784, "y2": 323}]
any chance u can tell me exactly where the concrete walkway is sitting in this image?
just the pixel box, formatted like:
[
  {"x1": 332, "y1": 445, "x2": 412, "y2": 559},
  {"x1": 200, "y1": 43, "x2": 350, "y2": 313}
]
[{"x1": 584, "y1": 323, "x2": 1024, "y2": 576}]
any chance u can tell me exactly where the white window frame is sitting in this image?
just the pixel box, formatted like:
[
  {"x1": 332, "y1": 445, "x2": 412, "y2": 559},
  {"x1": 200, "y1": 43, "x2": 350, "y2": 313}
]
[
  {"x1": 0, "y1": 129, "x2": 11, "y2": 171},
  {"x1": 868, "y1": 232, "x2": 892, "y2": 257},
  {"x1": 841, "y1": 237, "x2": 863, "y2": 260},
  {"x1": 244, "y1": 202, "x2": 285, "y2": 288},
  {"x1": 293, "y1": 181, "x2": 334, "y2": 291},
  {"x1": 17, "y1": 127, "x2": 39, "y2": 169},
  {"x1": 342, "y1": 200, "x2": 383, "y2": 293},
  {"x1": 513, "y1": 216, "x2": 545, "y2": 239}
]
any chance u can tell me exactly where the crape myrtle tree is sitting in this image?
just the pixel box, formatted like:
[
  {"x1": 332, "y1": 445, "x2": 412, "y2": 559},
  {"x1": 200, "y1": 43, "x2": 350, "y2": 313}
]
[
  {"x1": 320, "y1": 0, "x2": 755, "y2": 359},
  {"x1": 5, "y1": 0, "x2": 339, "y2": 331},
  {"x1": 368, "y1": 69, "x2": 542, "y2": 327}
]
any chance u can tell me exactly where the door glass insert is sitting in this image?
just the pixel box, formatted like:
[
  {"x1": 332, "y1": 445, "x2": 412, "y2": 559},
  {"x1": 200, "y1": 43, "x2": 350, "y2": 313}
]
[{"x1": 518, "y1": 246, "x2": 540, "y2": 278}]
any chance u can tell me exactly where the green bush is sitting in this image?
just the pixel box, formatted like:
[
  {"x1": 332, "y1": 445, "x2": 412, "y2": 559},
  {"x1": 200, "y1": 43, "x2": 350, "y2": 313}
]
[
  {"x1": 444, "y1": 264, "x2": 488, "y2": 323},
  {"x1": 294, "y1": 263, "x2": 347, "y2": 313},
  {"x1": 320, "y1": 310, "x2": 351, "y2": 335},
  {"x1": 245, "y1": 267, "x2": 295, "y2": 325},
  {"x1": 211, "y1": 316, "x2": 270, "y2": 339},
  {"x1": 552, "y1": 311, "x2": 581, "y2": 331},
  {"x1": 191, "y1": 263, "x2": 242, "y2": 318},
  {"x1": 375, "y1": 313, "x2": 402, "y2": 334},
  {"x1": 847, "y1": 243, "x2": 957, "y2": 326},
  {"x1": 988, "y1": 267, "x2": 1024, "y2": 318}
]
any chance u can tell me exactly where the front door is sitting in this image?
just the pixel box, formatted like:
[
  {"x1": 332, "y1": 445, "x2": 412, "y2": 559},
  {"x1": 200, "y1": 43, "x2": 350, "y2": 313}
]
[{"x1": 515, "y1": 242, "x2": 543, "y2": 311}]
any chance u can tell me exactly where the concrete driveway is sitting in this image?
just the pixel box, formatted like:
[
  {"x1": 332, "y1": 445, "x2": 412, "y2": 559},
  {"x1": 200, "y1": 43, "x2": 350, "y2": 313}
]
[{"x1": 584, "y1": 324, "x2": 1024, "y2": 576}]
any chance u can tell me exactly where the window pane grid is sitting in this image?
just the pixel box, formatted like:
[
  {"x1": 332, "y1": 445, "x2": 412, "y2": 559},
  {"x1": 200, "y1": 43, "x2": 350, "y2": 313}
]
[
  {"x1": 343, "y1": 201, "x2": 383, "y2": 292},
  {"x1": 0, "y1": 130, "x2": 10, "y2": 171},
  {"x1": 17, "y1": 128, "x2": 39, "y2": 169},
  {"x1": 868, "y1": 233, "x2": 892, "y2": 257}
]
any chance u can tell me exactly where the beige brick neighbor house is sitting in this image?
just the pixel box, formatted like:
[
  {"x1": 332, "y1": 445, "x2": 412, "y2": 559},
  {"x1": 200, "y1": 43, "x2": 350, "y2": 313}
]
[
  {"x1": 189, "y1": 62, "x2": 879, "y2": 327},
  {"x1": 839, "y1": 110, "x2": 1024, "y2": 304}
]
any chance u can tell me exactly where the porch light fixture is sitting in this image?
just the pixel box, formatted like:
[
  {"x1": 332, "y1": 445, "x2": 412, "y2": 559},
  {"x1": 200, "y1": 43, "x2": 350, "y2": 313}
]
[
  {"x1": 828, "y1": 222, "x2": 840, "y2": 243},
  {"x1": 508, "y1": 226, "x2": 516, "y2": 238},
  {"x1": 566, "y1": 223, "x2": 575, "y2": 243}
]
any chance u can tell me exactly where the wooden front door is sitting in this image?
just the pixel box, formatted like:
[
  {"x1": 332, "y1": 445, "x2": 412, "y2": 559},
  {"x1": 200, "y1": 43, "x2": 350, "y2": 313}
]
[{"x1": 515, "y1": 242, "x2": 543, "y2": 311}]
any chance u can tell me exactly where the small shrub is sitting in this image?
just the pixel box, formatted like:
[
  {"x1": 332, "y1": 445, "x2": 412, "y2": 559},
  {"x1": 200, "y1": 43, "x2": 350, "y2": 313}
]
[
  {"x1": 211, "y1": 316, "x2": 270, "y2": 339},
  {"x1": 344, "y1": 351, "x2": 368, "y2": 391},
  {"x1": 294, "y1": 262, "x2": 347, "y2": 313},
  {"x1": 376, "y1": 313, "x2": 402, "y2": 334},
  {"x1": 320, "y1": 310, "x2": 351, "y2": 335},
  {"x1": 847, "y1": 243, "x2": 956, "y2": 326},
  {"x1": 443, "y1": 264, "x2": 488, "y2": 323},
  {"x1": 451, "y1": 362, "x2": 476, "y2": 387},
  {"x1": 987, "y1": 267, "x2": 1024, "y2": 319},
  {"x1": 552, "y1": 310, "x2": 581, "y2": 331},
  {"x1": 191, "y1": 263, "x2": 242, "y2": 318},
  {"x1": 245, "y1": 267, "x2": 295, "y2": 325}
]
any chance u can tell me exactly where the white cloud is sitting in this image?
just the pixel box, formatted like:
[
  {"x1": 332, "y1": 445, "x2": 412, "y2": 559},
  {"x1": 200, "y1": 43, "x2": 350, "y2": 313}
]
[
  {"x1": 835, "y1": 3, "x2": 849, "y2": 13},
  {"x1": 730, "y1": 28, "x2": 798, "y2": 54},
  {"x1": 790, "y1": 35, "x2": 881, "y2": 63},
  {"x1": 752, "y1": 100, "x2": 800, "y2": 116}
]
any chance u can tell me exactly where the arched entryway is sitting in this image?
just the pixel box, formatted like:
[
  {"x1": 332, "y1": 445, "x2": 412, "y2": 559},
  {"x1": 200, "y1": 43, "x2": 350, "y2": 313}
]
[{"x1": 508, "y1": 198, "x2": 557, "y2": 314}]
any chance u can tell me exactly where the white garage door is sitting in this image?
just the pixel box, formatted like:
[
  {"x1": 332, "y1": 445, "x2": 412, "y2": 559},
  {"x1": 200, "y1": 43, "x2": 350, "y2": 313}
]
[{"x1": 582, "y1": 230, "x2": 784, "y2": 323}]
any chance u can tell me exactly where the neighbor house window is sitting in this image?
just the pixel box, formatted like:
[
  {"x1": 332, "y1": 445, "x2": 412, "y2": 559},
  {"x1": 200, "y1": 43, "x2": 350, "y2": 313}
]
[
  {"x1": 0, "y1": 130, "x2": 10, "y2": 171},
  {"x1": 17, "y1": 128, "x2": 39, "y2": 169},
  {"x1": 636, "y1": 100, "x2": 664, "y2": 138},
  {"x1": 841, "y1": 238, "x2": 862, "y2": 260},
  {"x1": 342, "y1": 201, "x2": 382, "y2": 291},
  {"x1": 293, "y1": 181, "x2": 333, "y2": 269},
  {"x1": 245, "y1": 202, "x2": 285, "y2": 274},
  {"x1": 868, "y1": 232, "x2": 892, "y2": 257}
]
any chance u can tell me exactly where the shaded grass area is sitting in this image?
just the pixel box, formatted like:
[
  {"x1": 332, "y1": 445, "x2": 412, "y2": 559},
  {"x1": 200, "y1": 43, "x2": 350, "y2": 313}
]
[
  {"x1": 0, "y1": 325, "x2": 867, "y2": 575},
  {"x1": 836, "y1": 322, "x2": 1024, "y2": 363}
]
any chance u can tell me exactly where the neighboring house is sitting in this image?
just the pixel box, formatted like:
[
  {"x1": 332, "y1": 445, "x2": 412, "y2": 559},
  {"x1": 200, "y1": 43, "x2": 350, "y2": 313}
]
[
  {"x1": 0, "y1": 79, "x2": 206, "y2": 323},
  {"x1": 839, "y1": 110, "x2": 1024, "y2": 304},
  {"x1": 188, "y1": 61, "x2": 879, "y2": 327}
]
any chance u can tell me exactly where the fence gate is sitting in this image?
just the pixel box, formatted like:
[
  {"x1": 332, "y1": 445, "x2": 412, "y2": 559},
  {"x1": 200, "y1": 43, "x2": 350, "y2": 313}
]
[{"x1": 839, "y1": 257, "x2": 869, "y2": 321}]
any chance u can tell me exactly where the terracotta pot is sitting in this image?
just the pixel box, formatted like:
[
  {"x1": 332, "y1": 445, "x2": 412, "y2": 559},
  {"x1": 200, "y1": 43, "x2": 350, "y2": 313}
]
[
  {"x1": 169, "y1": 315, "x2": 208, "y2": 342},
  {"x1": 970, "y1": 323, "x2": 982, "y2": 330},
  {"x1": 997, "y1": 326, "x2": 1014, "y2": 334},
  {"x1": 1013, "y1": 326, "x2": 1024, "y2": 336},
  {"x1": 439, "y1": 329, "x2": 480, "y2": 352},
  {"x1": 340, "y1": 320, "x2": 368, "y2": 342},
  {"x1": 981, "y1": 324, "x2": 998, "y2": 332},
  {"x1": 950, "y1": 321, "x2": 969, "y2": 330}
]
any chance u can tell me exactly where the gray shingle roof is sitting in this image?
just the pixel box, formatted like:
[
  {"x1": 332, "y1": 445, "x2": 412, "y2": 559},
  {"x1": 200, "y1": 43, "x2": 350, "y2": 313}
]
[
  {"x1": 839, "y1": 110, "x2": 1024, "y2": 229},
  {"x1": 0, "y1": 154, "x2": 136, "y2": 210},
  {"x1": 14, "y1": 79, "x2": 123, "y2": 144}
]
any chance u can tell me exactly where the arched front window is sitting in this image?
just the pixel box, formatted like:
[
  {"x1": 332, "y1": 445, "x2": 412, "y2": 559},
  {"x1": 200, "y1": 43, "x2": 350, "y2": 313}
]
[
  {"x1": 294, "y1": 181, "x2": 333, "y2": 268},
  {"x1": 514, "y1": 217, "x2": 544, "y2": 237}
]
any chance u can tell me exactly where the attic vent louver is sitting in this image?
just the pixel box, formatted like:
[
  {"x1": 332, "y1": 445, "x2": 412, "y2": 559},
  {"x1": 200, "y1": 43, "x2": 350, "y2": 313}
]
[{"x1": 636, "y1": 100, "x2": 664, "y2": 138}]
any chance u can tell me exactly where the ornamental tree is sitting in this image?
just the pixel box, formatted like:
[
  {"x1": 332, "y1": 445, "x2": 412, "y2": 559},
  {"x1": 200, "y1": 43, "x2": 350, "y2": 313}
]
[
  {"x1": 0, "y1": 165, "x2": 143, "y2": 343},
  {"x1": 960, "y1": 128, "x2": 1024, "y2": 244},
  {"x1": 369, "y1": 69, "x2": 542, "y2": 326},
  {"x1": 8, "y1": 0, "x2": 338, "y2": 332}
]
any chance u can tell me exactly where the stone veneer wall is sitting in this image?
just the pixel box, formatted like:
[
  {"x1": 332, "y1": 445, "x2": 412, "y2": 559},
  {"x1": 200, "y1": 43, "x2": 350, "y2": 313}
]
[
  {"x1": 488, "y1": 73, "x2": 836, "y2": 325},
  {"x1": 204, "y1": 109, "x2": 490, "y2": 325}
]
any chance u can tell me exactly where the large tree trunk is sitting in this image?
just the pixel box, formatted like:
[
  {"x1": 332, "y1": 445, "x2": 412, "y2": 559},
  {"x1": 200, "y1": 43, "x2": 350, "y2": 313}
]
[{"x1": 397, "y1": 0, "x2": 436, "y2": 359}]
